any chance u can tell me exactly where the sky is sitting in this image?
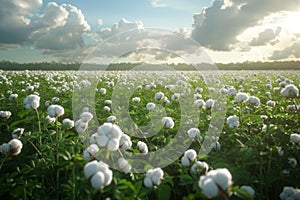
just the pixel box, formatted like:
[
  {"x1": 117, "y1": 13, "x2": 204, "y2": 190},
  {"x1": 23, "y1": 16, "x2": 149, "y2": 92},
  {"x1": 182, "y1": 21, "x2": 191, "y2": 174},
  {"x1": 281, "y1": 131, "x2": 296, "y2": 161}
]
[{"x1": 1, "y1": 0, "x2": 300, "y2": 64}]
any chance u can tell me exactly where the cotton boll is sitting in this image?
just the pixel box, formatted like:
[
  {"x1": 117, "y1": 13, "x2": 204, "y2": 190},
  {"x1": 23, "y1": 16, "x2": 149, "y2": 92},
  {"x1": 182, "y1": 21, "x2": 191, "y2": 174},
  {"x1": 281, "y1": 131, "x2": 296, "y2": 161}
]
[
  {"x1": 146, "y1": 102, "x2": 155, "y2": 111},
  {"x1": 235, "y1": 92, "x2": 249, "y2": 103},
  {"x1": 240, "y1": 185, "x2": 255, "y2": 198},
  {"x1": 103, "y1": 106, "x2": 110, "y2": 112},
  {"x1": 9, "y1": 139, "x2": 23, "y2": 156},
  {"x1": 119, "y1": 133, "x2": 132, "y2": 150},
  {"x1": 132, "y1": 97, "x2": 141, "y2": 103},
  {"x1": 194, "y1": 99, "x2": 206, "y2": 109},
  {"x1": 137, "y1": 141, "x2": 148, "y2": 154},
  {"x1": 90, "y1": 171, "x2": 105, "y2": 190},
  {"x1": 290, "y1": 134, "x2": 300, "y2": 144},
  {"x1": 107, "y1": 138, "x2": 120, "y2": 151},
  {"x1": 0, "y1": 143, "x2": 10, "y2": 154},
  {"x1": 205, "y1": 99, "x2": 214, "y2": 109},
  {"x1": 107, "y1": 115, "x2": 116, "y2": 122},
  {"x1": 199, "y1": 176, "x2": 219, "y2": 198},
  {"x1": 118, "y1": 158, "x2": 131, "y2": 173},
  {"x1": 187, "y1": 128, "x2": 201, "y2": 139},
  {"x1": 184, "y1": 149, "x2": 197, "y2": 161},
  {"x1": 162, "y1": 117, "x2": 174, "y2": 128},
  {"x1": 87, "y1": 144, "x2": 99, "y2": 157},
  {"x1": 212, "y1": 168, "x2": 233, "y2": 191},
  {"x1": 281, "y1": 84, "x2": 299, "y2": 98},
  {"x1": 62, "y1": 118, "x2": 74, "y2": 128},
  {"x1": 191, "y1": 161, "x2": 209, "y2": 174},
  {"x1": 144, "y1": 177, "x2": 153, "y2": 188},
  {"x1": 84, "y1": 160, "x2": 101, "y2": 179},
  {"x1": 181, "y1": 156, "x2": 191, "y2": 167}
]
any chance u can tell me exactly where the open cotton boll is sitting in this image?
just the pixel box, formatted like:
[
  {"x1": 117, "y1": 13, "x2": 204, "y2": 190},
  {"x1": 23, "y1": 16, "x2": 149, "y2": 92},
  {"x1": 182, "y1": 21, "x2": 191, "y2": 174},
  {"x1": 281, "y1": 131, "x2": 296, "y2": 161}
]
[
  {"x1": 0, "y1": 143, "x2": 10, "y2": 154},
  {"x1": 205, "y1": 99, "x2": 214, "y2": 109},
  {"x1": 107, "y1": 115, "x2": 116, "y2": 123},
  {"x1": 119, "y1": 133, "x2": 132, "y2": 150},
  {"x1": 99, "y1": 88, "x2": 106, "y2": 95},
  {"x1": 181, "y1": 156, "x2": 191, "y2": 167},
  {"x1": 199, "y1": 176, "x2": 219, "y2": 198},
  {"x1": 248, "y1": 96, "x2": 260, "y2": 107},
  {"x1": 212, "y1": 168, "x2": 233, "y2": 191},
  {"x1": 290, "y1": 134, "x2": 300, "y2": 144},
  {"x1": 62, "y1": 118, "x2": 74, "y2": 128},
  {"x1": 162, "y1": 117, "x2": 174, "y2": 128},
  {"x1": 132, "y1": 97, "x2": 141, "y2": 103},
  {"x1": 84, "y1": 161, "x2": 101, "y2": 179},
  {"x1": 154, "y1": 92, "x2": 164, "y2": 101},
  {"x1": 226, "y1": 115, "x2": 239, "y2": 128},
  {"x1": 235, "y1": 92, "x2": 249, "y2": 103},
  {"x1": 240, "y1": 185, "x2": 255, "y2": 198},
  {"x1": 194, "y1": 99, "x2": 206, "y2": 109},
  {"x1": 184, "y1": 149, "x2": 197, "y2": 161},
  {"x1": 80, "y1": 112, "x2": 93, "y2": 122},
  {"x1": 23, "y1": 94, "x2": 40, "y2": 110},
  {"x1": 75, "y1": 119, "x2": 88, "y2": 134},
  {"x1": 146, "y1": 102, "x2": 155, "y2": 111},
  {"x1": 8, "y1": 139, "x2": 23, "y2": 156},
  {"x1": 47, "y1": 105, "x2": 64, "y2": 118},
  {"x1": 144, "y1": 167, "x2": 164, "y2": 188},
  {"x1": 191, "y1": 161, "x2": 209, "y2": 174},
  {"x1": 187, "y1": 128, "x2": 201, "y2": 139},
  {"x1": 118, "y1": 158, "x2": 131, "y2": 173},
  {"x1": 90, "y1": 171, "x2": 105, "y2": 190},
  {"x1": 281, "y1": 84, "x2": 299, "y2": 98},
  {"x1": 137, "y1": 141, "x2": 148, "y2": 154},
  {"x1": 0, "y1": 111, "x2": 12, "y2": 119}
]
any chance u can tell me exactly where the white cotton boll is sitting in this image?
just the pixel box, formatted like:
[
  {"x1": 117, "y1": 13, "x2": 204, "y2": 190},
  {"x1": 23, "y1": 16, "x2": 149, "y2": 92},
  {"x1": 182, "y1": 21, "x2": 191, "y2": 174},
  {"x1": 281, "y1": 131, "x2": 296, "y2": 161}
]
[
  {"x1": 171, "y1": 93, "x2": 180, "y2": 101},
  {"x1": 199, "y1": 176, "x2": 219, "y2": 198},
  {"x1": 102, "y1": 168, "x2": 113, "y2": 186},
  {"x1": 226, "y1": 115, "x2": 239, "y2": 128},
  {"x1": 212, "y1": 168, "x2": 233, "y2": 191},
  {"x1": 96, "y1": 134, "x2": 109, "y2": 147},
  {"x1": 75, "y1": 119, "x2": 88, "y2": 134},
  {"x1": 107, "y1": 115, "x2": 116, "y2": 122},
  {"x1": 87, "y1": 144, "x2": 99, "y2": 157},
  {"x1": 211, "y1": 141, "x2": 221, "y2": 150},
  {"x1": 100, "y1": 88, "x2": 106, "y2": 95},
  {"x1": 118, "y1": 158, "x2": 131, "y2": 173},
  {"x1": 248, "y1": 96, "x2": 260, "y2": 107},
  {"x1": 104, "y1": 100, "x2": 112, "y2": 105},
  {"x1": 154, "y1": 92, "x2": 164, "y2": 100},
  {"x1": 90, "y1": 171, "x2": 105, "y2": 190},
  {"x1": 205, "y1": 99, "x2": 214, "y2": 109},
  {"x1": 84, "y1": 160, "x2": 101, "y2": 179},
  {"x1": 132, "y1": 97, "x2": 141, "y2": 103},
  {"x1": 137, "y1": 141, "x2": 148, "y2": 154},
  {"x1": 187, "y1": 128, "x2": 201, "y2": 139},
  {"x1": 184, "y1": 149, "x2": 197, "y2": 161},
  {"x1": 107, "y1": 138, "x2": 119, "y2": 151},
  {"x1": 235, "y1": 92, "x2": 249, "y2": 103},
  {"x1": 0, "y1": 111, "x2": 12, "y2": 119},
  {"x1": 194, "y1": 99, "x2": 206, "y2": 109},
  {"x1": 227, "y1": 87, "x2": 237, "y2": 96},
  {"x1": 110, "y1": 124, "x2": 123, "y2": 139},
  {"x1": 281, "y1": 84, "x2": 299, "y2": 98},
  {"x1": 0, "y1": 143, "x2": 10, "y2": 154},
  {"x1": 288, "y1": 158, "x2": 297, "y2": 168},
  {"x1": 8, "y1": 139, "x2": 23, "y2": 156},
  {"x1": 47, "y1": 105, "x2": 64, "y2": 118},
  {"x1": 146, "y1": 102, "x2": 155, "y2": 111},
  {"x1": 24, "y1": 94, "x2": 40, "y2": 110},
  {"x1": 45, "y1": 115, "x2": 56, "y2": 123},
  {"x1": 83, "y1": 150, "x2": 92, "y2": 161},
  {"x1": 240, "y1": 185, "x2": 255, "y2": 197},
  {"x1": 12, "y1": 128, "x2": 24, "y2": 139},
  {"x1": 191, "y1": 161, "x2": 209, "y2": 174},
  {"x1": 181, "y1": 156, "x2": 191, "y2": 167},
  {"x1": 266, "y1": 100, "x2": 276, "y2": 107},
  {"x1": 62, "y1": 118, "x2": 74, "y2": 128},
  {"x1": 144, "y1": 177, "x2": 153, "y2": 188},
  {"x1": 103, "y1": 106, "x2": 110, "y2": 112},
  {"x1": 80, "y1": 112, "x2": 93, "y2": 122},
  {"x1": 31, "y1": 100, "x2": 40, "y2": 109},
  {"x1": 151, "y1": 175, "x2": 162, "y2": 186},
  {"x1": 290, "y1": 134, "x2": 300, "y2": 144},
  {"x1": 45, "y1": 100, "x2": 51, "y2": 107},
  {"x1": 9, "y1": 93, "x2": 18, "y2": 101},
  {"x1": 194, "y1": 93, "x2": 202, "y2": 100},
  {"x1": 119, "y1": 134, "x2": 132, "y2": 150},
  {"x1": 162, "y1": 117, "x2": 174, "y2": 128}
]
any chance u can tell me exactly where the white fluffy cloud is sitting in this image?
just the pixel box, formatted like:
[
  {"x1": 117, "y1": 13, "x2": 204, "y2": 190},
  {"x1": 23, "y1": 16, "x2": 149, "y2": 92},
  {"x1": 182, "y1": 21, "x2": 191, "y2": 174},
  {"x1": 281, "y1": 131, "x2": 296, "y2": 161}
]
[
  {"x1": 0, "y1": 0, "x2": 90, "y2": 61},
  {"x1": 191, "y1": 0, "x2": 300, "y2": 51},
  {"x1": 249, "y1": 27, "x2": 281, "y2": 46}
]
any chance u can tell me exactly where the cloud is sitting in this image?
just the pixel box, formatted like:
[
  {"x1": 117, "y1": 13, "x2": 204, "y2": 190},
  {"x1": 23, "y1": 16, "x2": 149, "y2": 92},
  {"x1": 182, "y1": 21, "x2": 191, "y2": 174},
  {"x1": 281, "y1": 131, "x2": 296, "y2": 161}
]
[
  {"x1": 269, "y1": 37, "x2": 300, "y2": 60},
  {"x1": 249, "y1": 27, "x2": 281, "y2": 46},
  {"x1": 33, "y1": 3, "x2": 90, "y2": 51},
  {"x1": 191, "y1": 0, "x2": 300, "y2": 51},
  {"x1": 0, "y1": 0, "x2": 42, "y2": 44}
]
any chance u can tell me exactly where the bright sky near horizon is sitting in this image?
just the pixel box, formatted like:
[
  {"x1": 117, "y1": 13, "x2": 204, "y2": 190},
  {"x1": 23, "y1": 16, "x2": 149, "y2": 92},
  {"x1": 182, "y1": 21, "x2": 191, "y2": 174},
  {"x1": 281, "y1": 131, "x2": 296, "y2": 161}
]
[{"x1": 1, "y1": 0, "x2": 300, "y2": 64}]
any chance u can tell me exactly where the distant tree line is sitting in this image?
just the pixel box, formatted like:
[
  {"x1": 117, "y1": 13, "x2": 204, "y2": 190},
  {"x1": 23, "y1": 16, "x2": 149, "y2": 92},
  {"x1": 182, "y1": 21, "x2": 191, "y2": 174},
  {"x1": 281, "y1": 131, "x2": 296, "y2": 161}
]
[{"x1": 0, "y1": 60, "x2": 300, "y2": 71}]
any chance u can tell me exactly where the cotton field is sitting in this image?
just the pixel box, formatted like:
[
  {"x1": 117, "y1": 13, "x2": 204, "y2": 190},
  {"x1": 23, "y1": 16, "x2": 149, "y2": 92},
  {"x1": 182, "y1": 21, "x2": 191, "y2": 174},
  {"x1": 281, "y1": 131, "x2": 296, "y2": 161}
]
[{"x1": 0, "y1": 70, "x2": 299, "y2": 199}]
